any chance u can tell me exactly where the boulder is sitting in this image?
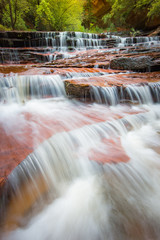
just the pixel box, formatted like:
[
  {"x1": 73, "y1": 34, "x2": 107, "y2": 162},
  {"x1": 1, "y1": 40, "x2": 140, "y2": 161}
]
[{"x1": 110, "y1": 56, "x2": 153, "y2": 71}]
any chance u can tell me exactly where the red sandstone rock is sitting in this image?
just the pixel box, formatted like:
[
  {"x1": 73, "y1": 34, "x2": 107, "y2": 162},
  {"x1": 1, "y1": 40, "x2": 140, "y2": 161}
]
[
  {"x1": 64, "y1": 72, "x2": 160, "y2": 99},
  {"x1": 40, "y1": 46, "x2": 160, "y2": 71}
]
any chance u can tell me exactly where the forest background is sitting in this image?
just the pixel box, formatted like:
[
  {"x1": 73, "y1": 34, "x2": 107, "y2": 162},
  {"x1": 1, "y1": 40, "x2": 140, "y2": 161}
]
[{"x1": 0, "y1": 0, "x2": 160, "y2": 32}]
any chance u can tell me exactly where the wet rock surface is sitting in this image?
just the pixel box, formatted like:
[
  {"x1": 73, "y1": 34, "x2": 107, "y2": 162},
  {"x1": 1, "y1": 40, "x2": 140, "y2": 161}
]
[
  {"x1": 149, "y1": 26, "x2": 160, "y2": 36},
  {"x1": 42, "y1": 47, "x2": 160, "y2": 72},
  {"x1": 64, "y1": 71, "x2": 160, "y2": 101},
  {"x1": 0, "y1": 67, "x2": 158, "y2": 186},
  {"x1": 110, "y1": 56, "x2": 153, "y2": 71}
]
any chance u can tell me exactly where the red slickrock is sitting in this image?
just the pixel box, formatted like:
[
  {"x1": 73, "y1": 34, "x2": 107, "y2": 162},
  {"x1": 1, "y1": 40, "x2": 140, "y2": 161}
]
[{"x1": 89, "y1": 137, "x2": 129, "y2": 164}]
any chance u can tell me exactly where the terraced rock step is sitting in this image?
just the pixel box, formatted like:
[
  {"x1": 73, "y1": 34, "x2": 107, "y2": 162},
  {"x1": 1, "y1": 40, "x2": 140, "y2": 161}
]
[
  {"x1": 0, "y1": 31, "x2": 159, "y2": 64},
  {"x1": 0, "y1": 31, "x2": 160, "y2": 238},
  {"x1": 0, "y1": 32, "x2": 118, "y2": 51},
  {"x1": 0, "y1": 67, "x2": 159, "y2": 102},
  {"x1": 64, "y1": 71, "x2": 160, "y2": 103},
  {"x1": 43, "y1": 46, "x2": 160, "y2": 71},
  {"x1": 1, "y1": 67, "x2": 159, "y2": 187}
]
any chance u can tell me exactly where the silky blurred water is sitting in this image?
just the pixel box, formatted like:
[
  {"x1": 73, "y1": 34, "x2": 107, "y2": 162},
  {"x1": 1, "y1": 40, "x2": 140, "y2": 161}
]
[{"x1": 1, "y1": 73, "x2": 160, "y2": 240}]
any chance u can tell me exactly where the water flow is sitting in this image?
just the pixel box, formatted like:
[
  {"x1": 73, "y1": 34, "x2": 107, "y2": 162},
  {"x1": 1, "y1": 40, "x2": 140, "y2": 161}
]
[
  {"x1": 1, "y1": 101, "x2": 160, "y2": 240},
  {"x1": 31, "y1": 32, "x2": 105, "y2": 50},
  {"x1": 118, "y1": 36, "x2": 160, "y2": 48},
  {"x1": 1, "y1": 72, "x2": 160, "y2": 239},
  {"x1": 1, "y1": 73, "x2": 160, "y2": 105},
  {"x1": 1, "y1": 32, "x2": 160, "y2": 63},
  {"x1": 90, "y1": 82, "x2": 160, "y2": 105},
  {"x1": 0, "y1": 74, "x2": 66, "y2": 103},
  {"x1": 0, "y1": 49, "x2": 20, "y2": 64}
]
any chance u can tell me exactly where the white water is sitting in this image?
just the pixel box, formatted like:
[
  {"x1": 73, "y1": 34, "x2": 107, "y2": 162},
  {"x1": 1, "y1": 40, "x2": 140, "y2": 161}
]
[
  {"x1": 1, "y1": 73, "x2": 160, "y2": 104},
  {"x1": 1, "y1": 72, "x2": 160, "y2": 239},
  {"x1": 0, "y1": 74, "x2": 66, "y2": 103},
  {"x1": 0, "y1": 49, "x2": 20, "y2": 64},
  {"x1": 118, "y1": 36, "x2": 160, "y2": 48},
  {"x1": 2, "y1": 102, "x2": 160, "y2": 240},
  {"x1": 90, "y1": 82, "x2": 160, "y2": 105}
]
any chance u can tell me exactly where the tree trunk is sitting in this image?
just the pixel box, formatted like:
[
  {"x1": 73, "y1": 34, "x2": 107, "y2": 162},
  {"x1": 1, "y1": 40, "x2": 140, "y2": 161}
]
[{"x1": 8, "y1": 0, "x2": 14, "y2": 29}]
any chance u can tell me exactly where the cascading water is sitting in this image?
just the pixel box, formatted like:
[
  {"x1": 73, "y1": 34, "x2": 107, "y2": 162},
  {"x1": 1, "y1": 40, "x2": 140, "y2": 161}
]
[
  {"x1": 0, "y1": 49, "x2": 20, "y2": 64},
  {"x1": 118, "y1": 36, "x2": 160, "y2": 47},
  {"x1": 0, "y1": 27, "x2": 160, "y2": 239},
  {"x1": 1, "y1": 68, "x2": 160, "y2": 240},
  {"x1": 90, "y1": 82, "x2": 160, "y2": 105},
  {"x1": 0, "y1": 74, "x2": 66, "y2": 103},
  {"x1": 1, "y1": 32, "x2": 160, "y2": 63}
]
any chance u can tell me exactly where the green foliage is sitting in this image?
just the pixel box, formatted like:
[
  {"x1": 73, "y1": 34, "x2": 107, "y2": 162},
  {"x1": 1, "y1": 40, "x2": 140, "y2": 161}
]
[
  {"x1": 82, "y1": 0, "x2": 96, "y2": 29},
  {"x1": 135, "y1": 0, "x2": 160, "y2": 18},
  {"x1": 103, "y1": 0, "x2": 136, "y2": 29},
  {"x1": 0, "y1": 24, "x2": 11, "y2": 31},
  {"x1": 24, "y1": 0, "x2": 38, "y2": 29},
  {"x1": 90, "y1": 25, "x2": 104, "y2": 34},
  {"x1": 1, "y1": 0, "x2": 29, "y2": 30},
  {"x1": 35, "y1": 0, "x2": 85, "y2": 31},
  {"x1": 102, "y1": 0, "x2": 160, "y2": 30},
  {"x1": 130, "y1": 28, "x2": 141, "y2": 37},
  {"x1": 47, "y1": 0, "x2": 84, "y2": 31},
  {"x1": 35, "y1": 0, "x2": 55, "y2": 30},
  {"x1": 0, "y1": 0, "x2": 84, "y2": 31},
  {"x1": 0, "y1": 0, "x2": 159, "y2": 32},
  {"x1": 84, "y1": 24, "x2": 104, "y2": 34},
  {"x1": 147, "y1": 0, "x2": 160, "y2": 18}
]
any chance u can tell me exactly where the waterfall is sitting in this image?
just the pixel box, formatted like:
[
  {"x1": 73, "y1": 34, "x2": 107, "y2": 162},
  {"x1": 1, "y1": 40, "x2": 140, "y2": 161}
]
[
  {"x1": 0, "y1": 74, "x2": 66, "y2": 103},
  {"x1": 1, "y1": 99, "x2": 160, "y2": 239},
  {"x1": 1, "y1": 32, "x2": 160, "y2": 63},
  {"x1": 90, "y1": 82, "x2": 160, "y2": 105},
  {"x1": 90, "y1": 86, "x2": 120, "y2": 105},
  {"x1": 1, "y1": 72, "x2": 160, "y2": 105},
  {"x1": 0, "y1": 49, "x2": 20, "y2": 64},
  {"x1": 1, "y1": 30, "x2": 160, "y2": 240},
  {"x1": 118, "y1": 36, "x2": 160, "y2": 47}
]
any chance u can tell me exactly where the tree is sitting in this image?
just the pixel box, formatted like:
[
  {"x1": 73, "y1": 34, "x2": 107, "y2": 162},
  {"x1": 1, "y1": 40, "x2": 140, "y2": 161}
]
[
  {"x1": 102, "y1": 0, "x2": 160, "y2": 30},
  {"x1": 35, "y1": 0, "x2": 55, "y2": 30},
  {"x1": 48, "y1": 0, "x2": 84, "y2": 31},
  {"x1": 0, "y1": 0, "x2": 85, "y2": 31},
  {"x1": 35, "y1": 0, "x2": 85, "y2": 31},
  {"x1": 24, "y1": 0, "x2": 40, "y2": 29},
  {"x1": 2, "y1": 0, "x2": 29, "y2": 30},
  {"x1": 82, "y1": 0, "x2": 96, "y2": 29}
]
